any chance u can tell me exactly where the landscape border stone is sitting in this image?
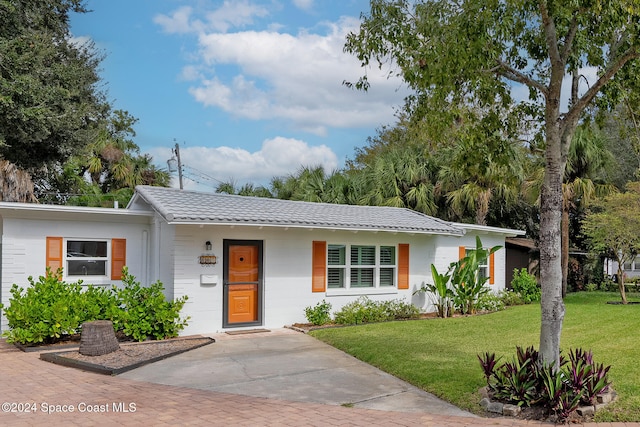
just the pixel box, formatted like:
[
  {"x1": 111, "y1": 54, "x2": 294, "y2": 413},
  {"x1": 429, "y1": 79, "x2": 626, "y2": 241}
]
[
  {"x1": 40, "y1": 337, "x2": 214, "y2": 375},
  {"x1": 479, "y1": 386, "x2": 617, "y2": 421}
]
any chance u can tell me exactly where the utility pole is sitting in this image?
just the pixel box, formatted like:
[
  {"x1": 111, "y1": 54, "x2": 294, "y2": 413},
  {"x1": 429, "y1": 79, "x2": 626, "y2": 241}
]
[
  {"x1": 174, "y1": 142, "x2": 183, "y2": 190},
  {"x1": 167, "y1": 140, "x2": 184, "y2": 190}
]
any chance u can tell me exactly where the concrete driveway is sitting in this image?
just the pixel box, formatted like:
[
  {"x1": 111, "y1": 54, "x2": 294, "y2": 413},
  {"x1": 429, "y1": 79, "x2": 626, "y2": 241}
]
[{"x1": 120, "y1": 328, "x2": 475, "y2": 417}]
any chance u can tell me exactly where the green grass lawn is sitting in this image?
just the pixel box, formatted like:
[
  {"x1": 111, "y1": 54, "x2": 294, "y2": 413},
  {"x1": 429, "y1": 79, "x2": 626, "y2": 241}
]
[{"x1": 309, "y1": 291, "x2": 640, "y2": 422}]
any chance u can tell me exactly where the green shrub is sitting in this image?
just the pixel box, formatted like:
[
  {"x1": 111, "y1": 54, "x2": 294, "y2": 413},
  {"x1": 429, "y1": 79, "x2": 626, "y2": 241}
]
[
  {"x1": 510, "y1": 268, "x2": 540, "y2": 303},
  {"x1": 1, "y1": 272, "x2": 119, "y2": 344},
  {"x1": 333, "y1": 297, "x2": 419, "y2": 325},
  {"x1": 475, "y1": 293, "x2": 505, "y2": 312},
  {"x1": 600, "y1": 278, "x2": 618, "y2": 292},
  {"x1": 381, "y1": 298, "x2": 421, "y2": 319},
  {"x1": 334, "y1": 297, "x2": 386, "y2": 325},
  {"x1": 585, "y1": 283, "x2": 599, "y2": 292},
  {"x1": 1, "y1": 268, "x2": 189, "y2": 344},
  {"x1": 499, "y1": 290, "x2": 526, "y2": 306},
  {"x1": 304, "y1": 300, "x2": 332, "y2": 325},
  {"x1": 115, "y1": 268, "x2": 189, "y2": 341}
]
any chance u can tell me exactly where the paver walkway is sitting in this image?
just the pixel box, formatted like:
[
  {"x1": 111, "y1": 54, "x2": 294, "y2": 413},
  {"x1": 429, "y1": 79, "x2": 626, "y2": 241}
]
[{"x1": 0, "y1": 336, "x2": 637, "y2": 426}]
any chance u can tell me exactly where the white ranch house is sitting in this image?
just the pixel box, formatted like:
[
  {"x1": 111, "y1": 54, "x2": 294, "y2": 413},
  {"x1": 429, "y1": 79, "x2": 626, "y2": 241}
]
[{"x1": 0, "y1": 185, "x2": 524, "y2": 335}]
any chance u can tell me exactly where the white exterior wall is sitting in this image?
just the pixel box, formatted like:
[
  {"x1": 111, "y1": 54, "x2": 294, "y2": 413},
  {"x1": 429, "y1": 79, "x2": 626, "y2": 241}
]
[
  {"x1": 0, "y1": 211, "x2": 152, "y2": 332},
  {"x1": 0, "y1": 203, "x2": 518, "y2": 336},
  {"x1": 171, "y1": 224, "x2": 452, "y2": 335},
  {"x1": 432, "y1": 232, "x2": 509, "y2": 292}
]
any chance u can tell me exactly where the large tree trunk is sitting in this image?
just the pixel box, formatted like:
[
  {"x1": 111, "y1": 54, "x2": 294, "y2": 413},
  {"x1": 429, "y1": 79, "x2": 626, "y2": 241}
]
[
  {"x1": 476, "y1": 189, "x2": 491, "y2": 226},
  {"x1": 539, "y1": 129, "x2": 566, "y2": 367}
]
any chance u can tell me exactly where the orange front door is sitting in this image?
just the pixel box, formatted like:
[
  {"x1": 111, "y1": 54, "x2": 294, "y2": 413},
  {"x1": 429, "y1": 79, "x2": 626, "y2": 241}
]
[{"x1": 224, "y1": 242, "x2": 262, "y2": 326}]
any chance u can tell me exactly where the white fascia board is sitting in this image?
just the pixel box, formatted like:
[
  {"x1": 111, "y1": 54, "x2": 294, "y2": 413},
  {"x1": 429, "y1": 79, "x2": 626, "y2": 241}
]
[
  {"x1": 0, "y1": 202, "x2": 153, "y2": 222},
  {"x1": 449, "y1": 222, "x2": 526, "y2": 237}
]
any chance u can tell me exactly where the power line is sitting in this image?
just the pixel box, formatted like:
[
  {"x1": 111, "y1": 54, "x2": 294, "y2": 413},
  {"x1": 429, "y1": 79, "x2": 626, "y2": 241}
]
[
  {"x1": 181, "y1": 169, "x2": 218, "y2": 191},
  {"x1": 182, "y1": 165, "x2": 223, "y2": 185}
]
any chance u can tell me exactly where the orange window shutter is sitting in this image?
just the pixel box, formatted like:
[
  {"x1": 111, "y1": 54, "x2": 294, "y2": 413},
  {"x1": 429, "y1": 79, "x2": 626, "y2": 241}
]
[
  {"x1": 459, "y1": 246, "x2": 466, "y2": 260},
  {"x1": 489, "y1": 252, "x2": 495, "y2": 285},
  {"x1": 46, "y1": 237, "x2": 63, "y2": 274},
  {"x1": 312, "y1": 241, "x2": 327, "y2": 292},
  {"x1": 111, "y1": 238, "x2": 126, "y2": 280},
  {"x1": 398, "y1": 243, "x2": 409, "y2": 290}
]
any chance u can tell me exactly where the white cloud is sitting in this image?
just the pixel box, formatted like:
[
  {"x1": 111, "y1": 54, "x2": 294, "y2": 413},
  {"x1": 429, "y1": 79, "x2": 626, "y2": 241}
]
[
  {"x1": 181, "y1": 15, "x2": 406, "y2": 135},
  {"x1": 292, "y1": 0, "x2": 314, "y2": 11},
  {"x1": 153, "y1": 6, "x2": 195, "y2": 34},
  {"x1": 151, "y1": 137, "x2": 338, "y2": 190},
  {"x1": 204, "y1": 0, "x2": 269, "y2": 32},
  {"x1": 154, "y1": 1, "x2": 269, "y2": 34}
]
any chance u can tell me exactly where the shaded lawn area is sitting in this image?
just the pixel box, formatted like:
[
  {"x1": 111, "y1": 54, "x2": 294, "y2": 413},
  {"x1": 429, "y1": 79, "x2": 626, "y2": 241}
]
[{"x1": 309, "y1": 291, "x2": 640, "y2": 422}]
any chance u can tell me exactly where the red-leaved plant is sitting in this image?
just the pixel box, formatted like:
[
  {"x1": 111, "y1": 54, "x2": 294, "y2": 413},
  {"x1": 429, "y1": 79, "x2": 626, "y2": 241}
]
[{"x1": 479, "y1": 346, "x2": 612, "y2": 422}]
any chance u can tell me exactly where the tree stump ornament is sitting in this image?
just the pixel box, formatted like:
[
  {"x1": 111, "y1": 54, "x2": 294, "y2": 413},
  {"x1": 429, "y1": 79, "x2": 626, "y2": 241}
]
[{"x1": 79, "y1": 320, "x2": 120, "y2": 356}]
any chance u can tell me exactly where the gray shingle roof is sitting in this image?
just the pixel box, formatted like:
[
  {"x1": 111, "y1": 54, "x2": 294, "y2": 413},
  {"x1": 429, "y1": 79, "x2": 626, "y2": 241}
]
[{"x1": 129, "y1": 185, "x2": 464, "y2": 235}]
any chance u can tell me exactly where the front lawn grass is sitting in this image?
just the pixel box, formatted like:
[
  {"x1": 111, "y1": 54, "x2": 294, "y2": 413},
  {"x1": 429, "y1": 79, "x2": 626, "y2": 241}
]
[{"x1": 309, "y1": 291, "x2": 640, "y2": 422}]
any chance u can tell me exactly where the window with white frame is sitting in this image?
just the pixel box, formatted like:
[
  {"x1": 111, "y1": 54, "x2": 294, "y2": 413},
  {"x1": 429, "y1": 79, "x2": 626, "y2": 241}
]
[
  {"x1": 379, "y1": 246, "x2": 396, "y2": 287},
  {"x1": 327, "y1": 244, "x2": 396, "y2": 289},
  {"x1": 66, "y1": 240, "x2": 109, "y2": 276},
  {"x1": 466, "y1": 248, "x2": 489, "y2": 281}
]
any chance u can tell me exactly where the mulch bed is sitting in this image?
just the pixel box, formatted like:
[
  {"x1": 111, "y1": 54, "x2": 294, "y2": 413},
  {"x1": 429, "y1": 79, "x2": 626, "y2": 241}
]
[{"x1": 39, "y1": 336, "x2": 214, "y2": 375}]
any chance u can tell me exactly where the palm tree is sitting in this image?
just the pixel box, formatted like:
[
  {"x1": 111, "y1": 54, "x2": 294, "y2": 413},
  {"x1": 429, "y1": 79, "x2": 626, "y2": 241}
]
[
  {"x1": 323, "y1": 171, "x2": 357, "y2": 204},
  {"x1": 269, "y1": 166, "x2": 353, "y2": 204},
  {"x1": 438, "y1": 123, "x2": 525, "y2": 226},
  {"x1": 291, "y1": 166, "x2": 327, "y2": 202},
  {"x1": 0, "y1": 160, "x2": 37, "y2": 202},
  {"x1": 216, "y1": 180, "x2": 237, "y2": 195},
  {"x1": 84, "y1": 126, "x2": 139, "y2": 192},
  {"x1": 356, "y1": 145, "x2": 440, "y2": 215},
  {"x1": 80, "y1": 110, "x2": 171, "y2": 193},
  {"x1": 215, "y1": 180, "x2": 272, "y2": 197},
  {"x1": 131, "y1": 154, "x2": 170, "y2": 187}
]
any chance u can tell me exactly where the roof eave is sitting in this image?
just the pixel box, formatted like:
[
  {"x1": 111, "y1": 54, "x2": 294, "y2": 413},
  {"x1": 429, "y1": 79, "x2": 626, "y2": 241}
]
[{"x1": 164, "y1": 220, "x2": 464, "y2": 236}]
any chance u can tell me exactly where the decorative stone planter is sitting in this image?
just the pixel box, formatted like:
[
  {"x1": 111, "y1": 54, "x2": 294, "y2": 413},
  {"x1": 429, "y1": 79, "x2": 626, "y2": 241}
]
[
  {"x1": 479, "y1": 386, "x2": 617, "y2": 420},
  {"x1": 79, "y1": 320, "x2": 120, "y2": 356}
]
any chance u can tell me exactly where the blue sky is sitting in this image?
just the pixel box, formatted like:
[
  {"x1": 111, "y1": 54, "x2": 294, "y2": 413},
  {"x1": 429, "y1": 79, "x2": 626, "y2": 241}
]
[{"x1": 69, "y1": 0, "x2": 408, "y2": 191}]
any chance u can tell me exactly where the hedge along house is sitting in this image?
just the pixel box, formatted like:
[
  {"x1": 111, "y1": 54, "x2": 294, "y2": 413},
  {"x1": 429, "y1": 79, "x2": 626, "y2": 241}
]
[{"x1": 0, "y1": 185, "x2": 524, "y2": 335}]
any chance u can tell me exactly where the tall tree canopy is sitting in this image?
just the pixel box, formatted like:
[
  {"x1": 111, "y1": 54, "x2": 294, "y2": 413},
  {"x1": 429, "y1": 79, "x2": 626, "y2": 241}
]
[
  {"x1": 1, "y1": 1, "x2": 169, "y2": 205},
  {"x1": 0, "y1": 0, "x2": 108, "y2": 172},
  {"x1": 345, "y1": 0, "x2": 640, "y2": 365}
]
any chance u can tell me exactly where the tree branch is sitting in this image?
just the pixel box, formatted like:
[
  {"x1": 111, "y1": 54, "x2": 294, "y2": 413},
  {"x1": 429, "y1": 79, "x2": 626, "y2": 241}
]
[
  {"x1": 539, "y1": 1, "x2": 562, "y2": 68},
  {"x1": 564, "y1": 46, "x2": 640, "y2": 127},
  {"x1": 492, "y1": 61, "x2": 548, "y2": 97},
  {"x1": 560, "y1": 15, "x2": 579, "y2": 64},
  {"x1": 539, "y1": 0, "x2": 566, "y2": 116}
]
